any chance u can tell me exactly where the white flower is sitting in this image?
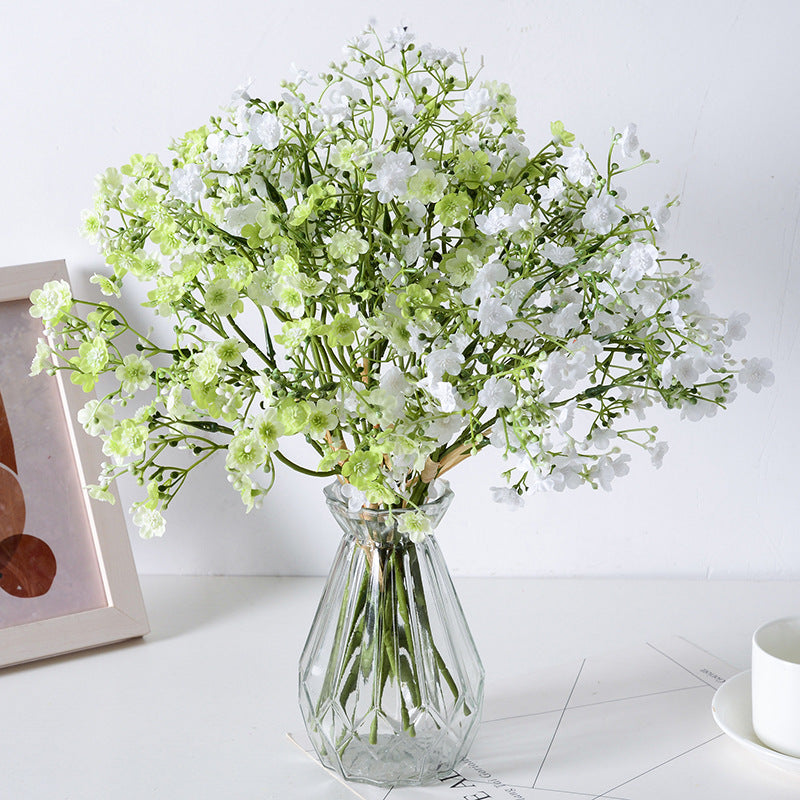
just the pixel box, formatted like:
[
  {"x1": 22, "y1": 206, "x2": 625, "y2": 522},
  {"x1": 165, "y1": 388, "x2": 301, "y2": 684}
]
[
  {"x1": 542, "y1": 242, "x2": 576, "y2": 266},
  {"x1": 389, "y1": 93, "x2": 418, "y2": 126},
  {"x1": 661, "y1": 354, "x2": 702, "y2": 388},
  {"x1": 591, "y1": 454, "x2": 631, "y2": 491},
  {"x1": 582, "y1": 194, "x2": 623, "y2": 235},
  {"x1": 475, "y1": 206, "x2": 511, "y2": 235},
  {"x1": 426, "y1": 347, "x2": 465, "y2": 381},
  {"x1": 477, "y1": 297, "x2": 514, "y2": 336},
  {"x1": 490, "y1": 486, "x2": 525, "y2": 509},
  {"x1": 540, "y1": 351, "x2": 576, "y2": 395},
  {"x1": 558, "y1": 147, "x2": 594, "y2": 187},
  {"x1": 478, "y1": 376, "x2": 516, "y2": 412},
  {"x1": 341, "y1": 483, "x2": 367, "y2": 512},
  {"x1": 365, "y1": 150, "x2": 417, "y2": 203},
  {"x1": 425, "y1": 414, "x2": 464, "y2": 446},
  {"x1": 650, "y1": 441, "x2": 669, "y2": 469},
  {"x1": 725, "y1": 311, "x2": 750, "y2": 344},
  {"x1": 506, "y1": 203, "x2": 532, "y2": 233},
  {"x1": 77, "y1": 399, "x2": 115, "y2": 436},
  {"x1": 249, "y1": 113, "x2": 283, "y2": 150},
  {"x1": 504, "y1": 134, "x2": 530, "y2": 163},
  {"x1": 169, "y1": 164, "x2": 206, "y2": 204},
  {"x1": 132, "y1": 505, "x2": 166, "y2": 539},
  {"x1": 380, "y1": 364, "x2": 412, "y2": 396},
  {"x1": 215, "y1": 135, "x2": 251, "y2": 173},
  {"x1": 538, "y1": 176, "x2": 565, "y2": 207},
  {"x1": 739, "y1": 357, "x2": 774, "y2": 393},
  {"x1": 464, "y1": 87, "x2": 492, "y2": 116},
  {"x1": 386, "y1": 25, "x2": 415, "y2": 49},
  {"x1": 320, "y1": 85, "x2": 355, "y2": 126},
  {"x1": 420, "y1": 378, "x2": 462, "y2": 412},
  {"x1": 544, "y1": 302, "x2": 582, "y2": 338},
  {"x1": 620, "y1": 123, "x2": 639, "y2": 159},
  {"x1": 462, "y1": 261, "x2": 509, "y2": 304}
]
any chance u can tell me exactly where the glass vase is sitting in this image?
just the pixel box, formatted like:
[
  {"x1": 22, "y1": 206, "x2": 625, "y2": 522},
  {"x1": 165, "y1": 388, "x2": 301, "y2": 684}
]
[{"x1": 298, "y1": 482, "x2": 485, "y2": 787}]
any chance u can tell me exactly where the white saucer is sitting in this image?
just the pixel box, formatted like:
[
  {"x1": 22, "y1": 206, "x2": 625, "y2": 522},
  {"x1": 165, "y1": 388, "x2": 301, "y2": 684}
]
[{"x1": 712, "y1": 670, "x2": 800, "y2": 774}]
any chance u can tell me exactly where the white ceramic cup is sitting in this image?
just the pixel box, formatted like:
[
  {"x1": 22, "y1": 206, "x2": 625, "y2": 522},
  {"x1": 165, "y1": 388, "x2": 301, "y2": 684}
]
[{"x1": 752, "y1": 617, "x2": 800, "y2": 757}]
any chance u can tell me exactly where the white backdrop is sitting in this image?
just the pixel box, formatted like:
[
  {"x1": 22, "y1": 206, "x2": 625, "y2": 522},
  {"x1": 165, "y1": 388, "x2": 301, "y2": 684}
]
[{"x1": 1, "y1": 0, "x2": 797, "y2": 577}]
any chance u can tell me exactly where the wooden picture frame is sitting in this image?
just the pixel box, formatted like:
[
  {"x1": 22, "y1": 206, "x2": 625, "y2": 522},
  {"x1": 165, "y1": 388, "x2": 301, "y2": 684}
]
[{"x1": 0, "y1": 260, "x2": 148, "y2": 668}]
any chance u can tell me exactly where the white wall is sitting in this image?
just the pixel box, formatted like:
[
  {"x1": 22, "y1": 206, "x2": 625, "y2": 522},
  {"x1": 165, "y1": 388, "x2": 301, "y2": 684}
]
[{"x1": 2, "y1": 0, "x2": 797, "y2": 577}]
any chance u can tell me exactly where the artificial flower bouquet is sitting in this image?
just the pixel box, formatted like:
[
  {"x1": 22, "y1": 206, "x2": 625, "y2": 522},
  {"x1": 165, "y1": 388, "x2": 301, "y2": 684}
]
[{"x1": 30, "y1": 25, "x2": 770, "y2": 537}]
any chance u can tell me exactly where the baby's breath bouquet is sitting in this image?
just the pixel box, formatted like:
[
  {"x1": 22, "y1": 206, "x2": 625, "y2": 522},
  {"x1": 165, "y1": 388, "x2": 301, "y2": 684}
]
[
  {"x1": 30, "y1": 23, "x2": 771, "y2": 785},
  {"x1": 32, "y1": 24, "x2": 769, "y2": 537}
]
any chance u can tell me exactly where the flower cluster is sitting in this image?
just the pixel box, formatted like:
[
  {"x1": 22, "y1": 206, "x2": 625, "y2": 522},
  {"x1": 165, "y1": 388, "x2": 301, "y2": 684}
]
[{"x1": 32, "y1": 24, "x2": 771, "y2": 537}]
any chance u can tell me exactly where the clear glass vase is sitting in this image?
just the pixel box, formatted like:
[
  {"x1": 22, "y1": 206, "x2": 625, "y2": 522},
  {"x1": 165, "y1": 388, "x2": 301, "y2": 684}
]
[{"x1": 298, "y1": 482, "x2": 485, "y2": 787}]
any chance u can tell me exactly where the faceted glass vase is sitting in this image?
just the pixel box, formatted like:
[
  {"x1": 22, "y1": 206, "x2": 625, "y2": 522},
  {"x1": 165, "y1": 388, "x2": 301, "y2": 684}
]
[{"x1": 298, "y1": 483, "x2": 485, "y2": 787}]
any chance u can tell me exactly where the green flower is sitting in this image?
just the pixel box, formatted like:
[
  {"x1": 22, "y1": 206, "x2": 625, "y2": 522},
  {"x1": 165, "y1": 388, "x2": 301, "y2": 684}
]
[
  {"x1": 29, "y1": 280, "x2": 73, "y2": 326},
  {"x1": 251, "y1": 409, "x2": 283, "y2": 452},
  {"x1": 225, "y1": 430, "x2": 267, "y2": 474},
  {"x1": 191, "y1": 347, "x2": 222, "y2": 385},
  {"x1": 77, "y1": 336, "x2": 109, "y2": 374},
  {"x1": 246, "y1": 272, "x2": 275, "y2": 306},
  {"x1": 189, "y1": 380, "x2": 223, "y2": 416},
  {"x1": 203, "y1": 279, "x2": 240, "y2": 317},
  {"x1": 87, "y1": 483, "x2": 116, "y2": 505},
  {"x1": 328, "y1": 230, "x2": 369, "y2": 265},
  {"x1": 306, "y1": 399, "x2": 338, "y2": 441},
  {"x1": 324, "y1": 312, "x2": 360, "y2": 346},
  {"x1": 103, "y1": 419, "x2": 148, "y2": 463},
  {"x1": 550, "y1": 120, "x2": 575, "y2": 146},
  {"x1": 341, "y1": 448, "x2": 382, "y2": 490},
  {"x1": 277, "y1": 397, "x2": 310, "y2": 435},
  {"x1": 397, "y1": 510, "x2": 433, "y2": 543},
  {"x1": 242, "y1": 202, "x2": 281, "y2": 247},
  {"x1": 434, "y1": 192, "x2": 471, "y2": 227},
  {"x1": 440, "y1": 248, "x2": 477, "y2": 287},
  {"x1": 454, "y1": 150, "x2": 492, "y2": 189},
  {"x1": 217, "y1": 338, "x2": 246, "y2": 367},
  {"x1": 330, "y1": 140, "x2": 369, "y2": 170},
  {"x1": 29, "y1": 339, "x2": 53, "y2": 376},
  {"x1": 115, "y1": 354, "x2": 153, "y2": 394},
  {"x1": 132, "y1": 504, "x2": 166, "y2": 539},
  {"x1": 407, "y1": 168, "x2": 448, "y2": 204}
]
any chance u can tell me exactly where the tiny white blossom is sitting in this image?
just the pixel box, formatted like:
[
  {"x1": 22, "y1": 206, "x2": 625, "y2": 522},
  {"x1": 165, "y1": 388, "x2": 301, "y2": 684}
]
[
  {"x1": 389, "y1": 93, "x2": 418, "y2": 126},
  {"x1": 620, "y1": 123, "x2": 640, "y2": 159},
  {"x1": 558, "y1": 147, "x2": 594, "y2": 187},
  {"x1": 169, "y1": 164, "x2": 206, "y2": 203},
  {"x1": 249, "y1": 113, "x2": 283, "y2": 150},
  {"x1": 725, "y1": 311, "x2": 750, "y2": 344},
  {"x1": 582, "y1": 194, "x2": 623, "y2": 235},
  {"x1": 365, "y1": 151, "x2": 417, "y2": 203},
  {"x1": 464, "y1": 87, "x2": 492, "y2": 116},
  {"x1": 542, "y1": 242, "x2": 576, "y2": 267},
  {"x1": 739, "y1": 357, "x2": 774, "y2": 393},
  {"x1": 478, "y1": 376, "x2": 516, "y2": 412},
  {"x1": 475, "y1": 206, "x2": 511, "y2": 235},
  {"x1": 650, "y1": 441, "x2": 669, "y2": 469},
  {"x1": 490, "y1": 486, "x2": 525, "y2": 509},
  {"x1": 476, "y1": 297, "x2": 514, "y2": 336}
]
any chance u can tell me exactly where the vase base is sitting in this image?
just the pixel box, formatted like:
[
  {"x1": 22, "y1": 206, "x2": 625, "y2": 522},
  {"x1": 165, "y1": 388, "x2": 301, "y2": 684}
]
[{"x1": 318, "y1": 732, "x2": 462, "y2": 787}]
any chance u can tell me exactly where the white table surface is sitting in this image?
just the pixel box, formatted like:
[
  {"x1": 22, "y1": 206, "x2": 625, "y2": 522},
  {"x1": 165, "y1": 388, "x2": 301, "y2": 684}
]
[{"x1": 2, "y1": 576, "x2": 799, "y2": 799}]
